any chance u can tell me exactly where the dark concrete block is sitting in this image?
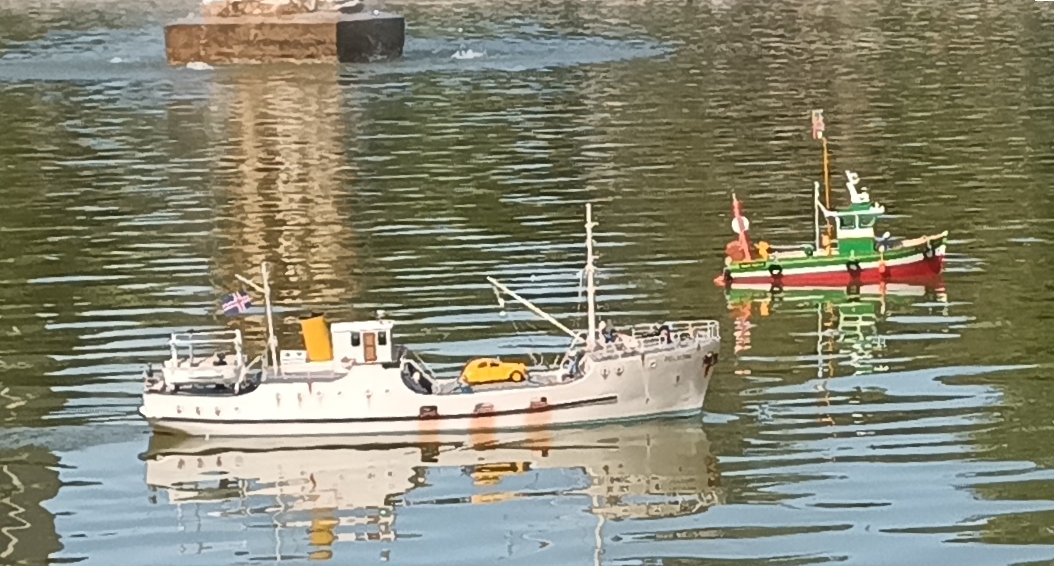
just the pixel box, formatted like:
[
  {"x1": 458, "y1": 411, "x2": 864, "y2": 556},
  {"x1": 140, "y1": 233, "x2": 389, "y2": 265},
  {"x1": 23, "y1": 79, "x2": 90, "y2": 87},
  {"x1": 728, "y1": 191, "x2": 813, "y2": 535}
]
[
  {"x1": 164, "y1": 11, "x2": 404, "y2": 65},
  {"x1": 337, "y1": 14, "x2": 404, "y2": 63}
]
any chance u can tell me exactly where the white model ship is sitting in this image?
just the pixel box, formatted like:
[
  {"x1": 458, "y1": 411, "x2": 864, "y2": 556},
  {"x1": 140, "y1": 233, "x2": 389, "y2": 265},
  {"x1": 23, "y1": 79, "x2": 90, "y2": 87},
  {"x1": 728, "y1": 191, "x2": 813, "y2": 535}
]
[{"x1": 138, "y1": 204, "x2": 721, "y2": 437}]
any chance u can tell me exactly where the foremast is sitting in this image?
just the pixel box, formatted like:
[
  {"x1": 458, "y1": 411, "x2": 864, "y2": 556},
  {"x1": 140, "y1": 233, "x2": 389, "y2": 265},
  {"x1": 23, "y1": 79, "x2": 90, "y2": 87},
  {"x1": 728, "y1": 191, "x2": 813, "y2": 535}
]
[{"x1": 584, "y1": 203, "x2": 598, "y2": 350}]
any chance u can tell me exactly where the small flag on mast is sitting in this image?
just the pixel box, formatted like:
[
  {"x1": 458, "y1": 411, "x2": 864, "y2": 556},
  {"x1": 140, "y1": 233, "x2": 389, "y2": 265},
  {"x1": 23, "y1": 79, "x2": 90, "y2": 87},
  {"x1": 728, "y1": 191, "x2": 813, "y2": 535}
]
[
  {"x1": 221, "y1": 291, "x2": 253, "y2": 316},
  {"x1": 731, "y1": 192, "x2": 753, "y2": 261},
  {"x1": 811, "y1": 109, "x2": 825, "y2": 140}
]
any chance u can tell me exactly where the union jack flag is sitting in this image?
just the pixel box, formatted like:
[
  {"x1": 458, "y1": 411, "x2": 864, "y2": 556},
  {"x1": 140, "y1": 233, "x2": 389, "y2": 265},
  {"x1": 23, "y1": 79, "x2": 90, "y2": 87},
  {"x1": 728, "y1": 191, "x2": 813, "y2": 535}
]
[{"x1": 221, "y1": 291, "x2": 253, "y2": 315}]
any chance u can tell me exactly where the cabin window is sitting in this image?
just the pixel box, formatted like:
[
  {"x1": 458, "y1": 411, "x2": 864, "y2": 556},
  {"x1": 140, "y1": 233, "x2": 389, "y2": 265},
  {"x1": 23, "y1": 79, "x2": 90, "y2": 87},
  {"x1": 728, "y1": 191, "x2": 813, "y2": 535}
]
[
  {"x1": 839, "y1": 216, "x2": 858, "y2": 230},
  {"x1": 378, "y1": 331, "x2": 388, "y2": 346},
  {"x1": 351, "y1": 332, "x2": 361, "y2": 347},
  {"x1": 859, "y1": 215, "x2": 876, "y2": 228},
  {"x1": 477, "y1": 361, "x2": 488, "y2": 368}
]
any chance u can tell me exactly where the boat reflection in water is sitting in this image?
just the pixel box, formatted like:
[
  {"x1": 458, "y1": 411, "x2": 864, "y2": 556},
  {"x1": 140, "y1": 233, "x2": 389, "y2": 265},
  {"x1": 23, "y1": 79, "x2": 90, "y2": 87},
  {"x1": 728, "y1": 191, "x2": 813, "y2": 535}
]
[
  {"x1": 143, "y1": 421, "x2": 723, "y2": 562},
  {"x1": 727, "y1": 282, "x2": 951, "y2": 377}
]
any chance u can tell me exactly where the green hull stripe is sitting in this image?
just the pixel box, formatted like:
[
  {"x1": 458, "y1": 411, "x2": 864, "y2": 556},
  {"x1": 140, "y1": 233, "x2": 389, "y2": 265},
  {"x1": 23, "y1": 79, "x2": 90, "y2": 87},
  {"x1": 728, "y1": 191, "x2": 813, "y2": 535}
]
[{"x1": 728, "y1": 237, "x2": 944, "y2": 275}]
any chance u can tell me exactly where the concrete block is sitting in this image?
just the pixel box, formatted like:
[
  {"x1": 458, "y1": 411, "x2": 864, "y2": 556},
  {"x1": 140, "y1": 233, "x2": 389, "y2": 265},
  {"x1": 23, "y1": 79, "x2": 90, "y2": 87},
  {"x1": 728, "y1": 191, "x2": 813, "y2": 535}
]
[{"x1": 164, "y1": 11, "x2": 404, "y2": 65}]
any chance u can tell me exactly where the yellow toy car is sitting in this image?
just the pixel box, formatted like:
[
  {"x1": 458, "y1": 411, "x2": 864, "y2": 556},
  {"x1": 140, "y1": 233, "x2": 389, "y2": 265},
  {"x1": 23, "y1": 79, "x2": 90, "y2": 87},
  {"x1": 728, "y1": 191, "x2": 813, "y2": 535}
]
[{"x1": 460, "y1": 358, "x2": 527, "y2": 385}]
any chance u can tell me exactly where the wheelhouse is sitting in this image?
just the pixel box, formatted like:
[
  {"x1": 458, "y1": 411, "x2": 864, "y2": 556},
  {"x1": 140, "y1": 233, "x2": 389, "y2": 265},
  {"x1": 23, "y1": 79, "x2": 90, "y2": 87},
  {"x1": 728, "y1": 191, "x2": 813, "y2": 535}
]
[
  {"x1": 818, "y1": 171, "x2": 886, "y2": 258},
  {"x1": 331, "y1": 320, "x2": 396, "y2": 364}
]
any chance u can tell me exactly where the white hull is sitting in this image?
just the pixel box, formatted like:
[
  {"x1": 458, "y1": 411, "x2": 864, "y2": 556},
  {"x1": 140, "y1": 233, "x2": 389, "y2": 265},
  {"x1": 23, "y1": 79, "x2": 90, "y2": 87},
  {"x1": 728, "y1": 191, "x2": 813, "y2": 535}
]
[
  {"x1": 142, "y1": 404, "x2": 708, "y2": 438},
  {"x1": 140, "y1": 337, "x2": 720, "y2": 437}
]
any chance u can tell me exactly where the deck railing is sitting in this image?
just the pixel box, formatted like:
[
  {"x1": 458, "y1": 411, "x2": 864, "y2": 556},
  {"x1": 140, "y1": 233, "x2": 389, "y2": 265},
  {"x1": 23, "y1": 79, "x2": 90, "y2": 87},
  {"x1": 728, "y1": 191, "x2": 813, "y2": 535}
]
[
  {"x1": 168, "y1": 329, "x2": 245, "y2": 366},
  {"x1": 623, "y1": 319, "x2": 720, "y2": 340},
  {"x1": 583, "y1": 319, "x2": 720, "y2": 360}
]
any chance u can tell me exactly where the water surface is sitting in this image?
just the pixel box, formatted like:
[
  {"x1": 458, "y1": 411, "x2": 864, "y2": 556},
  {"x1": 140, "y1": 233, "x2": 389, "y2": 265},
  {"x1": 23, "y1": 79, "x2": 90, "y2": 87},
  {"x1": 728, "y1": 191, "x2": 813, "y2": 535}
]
[{"x1": 2, "y1": 0, "x2": 1054, "y2": 564}]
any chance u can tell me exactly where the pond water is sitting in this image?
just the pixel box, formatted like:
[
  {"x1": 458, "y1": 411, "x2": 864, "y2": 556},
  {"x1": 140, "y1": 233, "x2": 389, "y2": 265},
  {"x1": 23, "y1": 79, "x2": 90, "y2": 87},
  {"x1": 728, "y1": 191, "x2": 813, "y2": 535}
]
[{"x1": 1, "y1": 0, "x2": 1054, "y2": 564}]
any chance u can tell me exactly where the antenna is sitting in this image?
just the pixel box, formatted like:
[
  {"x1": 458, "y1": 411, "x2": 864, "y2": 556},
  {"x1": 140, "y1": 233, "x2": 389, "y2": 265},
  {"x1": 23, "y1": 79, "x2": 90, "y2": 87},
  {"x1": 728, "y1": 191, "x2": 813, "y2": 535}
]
[{"x1": 845, "y1": 170, "x2": 870, "y2": 204}]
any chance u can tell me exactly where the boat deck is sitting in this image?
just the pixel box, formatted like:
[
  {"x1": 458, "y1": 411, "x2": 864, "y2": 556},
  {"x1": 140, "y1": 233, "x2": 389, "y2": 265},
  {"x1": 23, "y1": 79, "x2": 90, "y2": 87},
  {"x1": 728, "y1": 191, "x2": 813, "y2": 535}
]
[
  {"x1": 452, "y1": 370, "x2": 570, "y2": 394},
  {"x1": 261, "y1": 369, "x2": 347, "y2": 383}
]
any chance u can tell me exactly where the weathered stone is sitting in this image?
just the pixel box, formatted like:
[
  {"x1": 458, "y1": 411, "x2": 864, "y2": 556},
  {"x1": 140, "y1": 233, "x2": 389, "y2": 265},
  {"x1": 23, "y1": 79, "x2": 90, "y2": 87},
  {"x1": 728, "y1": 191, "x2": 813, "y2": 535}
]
[
  {"x1": 201, "y1": 0, "x2": 319, "y2": 18},
  {"x1": 164, "y1": 11, "x2": 404, "y2": 65},
  {"x1": 199, "y1": 0, "x2": 371, "y2": 18}
]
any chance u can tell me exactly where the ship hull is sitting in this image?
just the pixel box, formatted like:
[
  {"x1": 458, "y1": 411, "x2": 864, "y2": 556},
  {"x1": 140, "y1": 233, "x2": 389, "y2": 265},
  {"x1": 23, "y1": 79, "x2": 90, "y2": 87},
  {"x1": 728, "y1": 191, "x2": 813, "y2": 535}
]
[
  {"x1": 716, "y1": 235, "x2": 946, "y2": 288},
  {"x1": 140, "y1": 339, "x2": 720, "y2": 438}
]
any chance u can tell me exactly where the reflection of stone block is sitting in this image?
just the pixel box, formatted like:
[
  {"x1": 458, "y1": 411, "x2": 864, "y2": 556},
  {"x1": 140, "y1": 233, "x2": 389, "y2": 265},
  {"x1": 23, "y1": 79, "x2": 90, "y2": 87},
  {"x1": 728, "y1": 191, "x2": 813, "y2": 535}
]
[{"x1": 164, "y1": 12, "x2": 404, "y2": 65}]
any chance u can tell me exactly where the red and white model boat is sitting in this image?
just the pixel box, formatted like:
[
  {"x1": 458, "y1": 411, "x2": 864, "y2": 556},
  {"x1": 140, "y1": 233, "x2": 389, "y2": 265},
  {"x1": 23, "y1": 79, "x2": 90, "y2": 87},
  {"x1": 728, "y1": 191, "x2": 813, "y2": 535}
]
[{"x1": 716, "y1": 110, "x2": 947, "y2": 288}]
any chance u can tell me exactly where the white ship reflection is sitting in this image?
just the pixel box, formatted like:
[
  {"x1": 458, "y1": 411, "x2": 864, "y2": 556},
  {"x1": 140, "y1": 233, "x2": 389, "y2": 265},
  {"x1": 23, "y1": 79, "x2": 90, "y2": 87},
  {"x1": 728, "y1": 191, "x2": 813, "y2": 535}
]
[{"x1": 144, "y1": 421, "x2": 723, "y2": 562}]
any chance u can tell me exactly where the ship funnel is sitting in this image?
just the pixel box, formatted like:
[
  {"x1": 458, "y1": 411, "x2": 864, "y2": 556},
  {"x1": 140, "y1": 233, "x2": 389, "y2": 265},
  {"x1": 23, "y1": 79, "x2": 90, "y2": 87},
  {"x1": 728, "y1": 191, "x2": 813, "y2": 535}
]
[{"x1": 300, "y1": 313, "x2": 333, "y2": 362}]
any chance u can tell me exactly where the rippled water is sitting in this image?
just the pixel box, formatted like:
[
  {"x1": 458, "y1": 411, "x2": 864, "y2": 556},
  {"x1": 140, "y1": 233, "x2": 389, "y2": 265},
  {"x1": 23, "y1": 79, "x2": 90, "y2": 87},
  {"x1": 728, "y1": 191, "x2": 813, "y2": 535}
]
[{"x1": 2, "y1": 0, "x2": 1054, "y2": 563}]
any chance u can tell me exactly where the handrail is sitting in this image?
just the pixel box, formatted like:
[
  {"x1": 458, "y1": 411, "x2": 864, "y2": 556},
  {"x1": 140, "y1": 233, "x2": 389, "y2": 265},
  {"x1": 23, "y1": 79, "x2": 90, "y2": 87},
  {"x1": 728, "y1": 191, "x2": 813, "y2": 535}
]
[
  {"x1": 171, "y1": 329, "x2": 241, "y2": 337},
  {"x1": 581, "y1": 320, "x2": 720, "y2": 341},
  {"x1": 585, "y1": 320, "x2": 720, "y2": 360},
  {"x1": 170, "y1": 336, "x2": 243, "y2": 346},
  {"x1": 406, "y1": 349, "x2": 438, "y2": 380},
  {"x1": 168, "y1": 329, "x2": 245, "y2": 369}
]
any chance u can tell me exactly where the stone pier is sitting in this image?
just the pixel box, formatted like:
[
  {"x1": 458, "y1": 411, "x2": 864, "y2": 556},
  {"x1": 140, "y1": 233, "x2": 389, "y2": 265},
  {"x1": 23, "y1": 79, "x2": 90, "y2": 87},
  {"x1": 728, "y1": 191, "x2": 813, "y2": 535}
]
[{"x1": 164, "y1": 11, "x2": 405, "y2": 65}]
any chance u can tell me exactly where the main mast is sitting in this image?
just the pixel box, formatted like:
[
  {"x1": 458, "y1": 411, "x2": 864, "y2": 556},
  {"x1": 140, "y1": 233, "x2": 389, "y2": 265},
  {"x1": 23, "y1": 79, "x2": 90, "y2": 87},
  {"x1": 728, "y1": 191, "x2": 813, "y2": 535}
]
[
  {"x1": 235, "y1": 262, "x2": 279, "y2": 372},
  {"x1": 585, "y1": 203, "x2": 597, "y2": 349},
  {"x1": 812, "y1": 109, "x2": 832, "y2": 253},
  {"x1": 261, "y1": 262, "x2": 278, "y2": 372}
]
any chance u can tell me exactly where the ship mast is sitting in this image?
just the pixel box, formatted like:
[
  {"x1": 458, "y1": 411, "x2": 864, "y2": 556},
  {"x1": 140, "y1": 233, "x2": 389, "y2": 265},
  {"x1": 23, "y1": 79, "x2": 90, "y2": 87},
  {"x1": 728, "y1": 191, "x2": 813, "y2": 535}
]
[
  {"x1": 812, "y1": 109, "x2": 833, "y2": 253},
  {"x1": 235, "y1": 261, "x2": 279, "y2": 372},
  {"x1": 261, "y1": 262, "x2": 278, "y2": 372},
  {"x1": 585, "y1": 203, "x2": 598, "y2": 350}
]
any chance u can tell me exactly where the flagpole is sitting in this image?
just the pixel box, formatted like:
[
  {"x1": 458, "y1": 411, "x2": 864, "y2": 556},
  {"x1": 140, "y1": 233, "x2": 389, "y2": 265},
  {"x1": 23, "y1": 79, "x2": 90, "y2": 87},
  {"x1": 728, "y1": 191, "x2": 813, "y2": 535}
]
[
  {"x1": 813, "y1": 181, "x2": 821, "y2": 252},
  {"x1": 822, "y1": 136, "x2": 831, "y2": 210},
  {"x1": 812, "y1": 109, "x2": 833, "y2": 254},
  {"x1": 732, "y1": 192, "x2": 752, "y2": 261},
  {"x1": 262, "y1": 262, "x2": 279, "y2": 373}
]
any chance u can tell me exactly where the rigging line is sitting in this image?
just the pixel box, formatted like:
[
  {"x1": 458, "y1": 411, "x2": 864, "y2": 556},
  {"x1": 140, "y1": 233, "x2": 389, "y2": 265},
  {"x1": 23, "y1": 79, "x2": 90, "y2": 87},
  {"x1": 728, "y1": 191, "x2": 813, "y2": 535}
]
[
  {"x1": 509, "y1": 300, "x2": 544, "y2": 367},
  {"x1": 575, "y1": 268, "x2": 586, "y2": 329},
  {"x1": 496, "y1": 282, "x2": 542, "y2": 367}
]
